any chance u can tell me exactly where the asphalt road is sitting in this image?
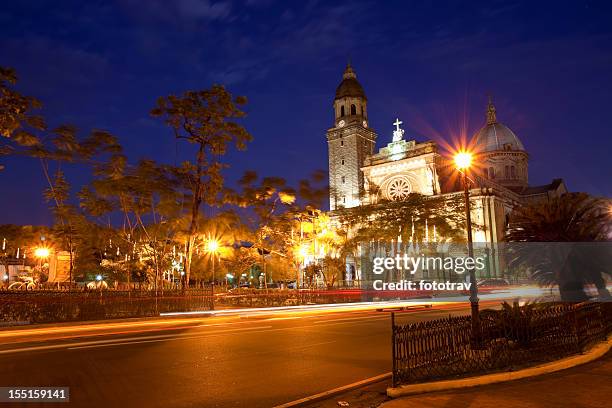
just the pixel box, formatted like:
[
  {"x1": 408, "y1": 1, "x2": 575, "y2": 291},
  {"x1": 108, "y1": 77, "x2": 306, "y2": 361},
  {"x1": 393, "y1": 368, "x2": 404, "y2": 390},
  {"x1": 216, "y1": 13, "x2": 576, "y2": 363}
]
[{"x1": 0, "y1": 302, "x2": 489, "y2": 408}]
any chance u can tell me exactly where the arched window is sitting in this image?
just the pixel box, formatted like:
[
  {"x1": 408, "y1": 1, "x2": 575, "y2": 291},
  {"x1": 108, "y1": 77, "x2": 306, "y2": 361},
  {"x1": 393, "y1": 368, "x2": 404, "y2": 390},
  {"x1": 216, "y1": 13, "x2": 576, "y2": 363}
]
[
  {"x1": 351, "y1": 104, "x2": 356, "y2": 115},
  {"x1": 483, "y1": 168, "x2": 489, "y2": 179},
  {"x1": 340, "y1": 106, "x2": 345, "y2": 117},
  {"x1": 489, "y1": 167, "x2": 495, "y2": 179},
  {"x1": 511, "y1": 166, "x2": 516, "y2": 178}
]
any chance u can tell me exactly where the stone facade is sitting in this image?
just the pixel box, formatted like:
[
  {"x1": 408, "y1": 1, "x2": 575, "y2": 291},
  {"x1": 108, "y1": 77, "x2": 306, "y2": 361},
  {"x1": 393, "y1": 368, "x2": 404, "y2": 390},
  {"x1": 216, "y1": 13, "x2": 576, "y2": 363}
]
[
  {"x1": 325, "y1": 65, "x2": 567, "y2": 281},
  {"x1": 327, "y1": 124, "x2": 376, "y2": 209},
  {"x1": 327, "y1": 64, "x2": 377, "y2": 210}
]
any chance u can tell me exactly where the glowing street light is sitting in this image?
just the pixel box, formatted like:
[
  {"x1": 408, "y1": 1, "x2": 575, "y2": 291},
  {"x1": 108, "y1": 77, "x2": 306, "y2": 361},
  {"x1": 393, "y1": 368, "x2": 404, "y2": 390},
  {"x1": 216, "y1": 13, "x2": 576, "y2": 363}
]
[
  {"x1": 34, "y1": 247, "x2": 50, "y2": 258},
  {"x1": 453, "y1": 150, "x2": 482, "y2": 348},
  {"x1": 295, "y1": 244, "x2": 311, "y2": 290},
  {"x1": 298, "y1": 244, "x2": 309, "y2": 259},
  {"x1": 454, "y1": 151, "x2": 473, "y2": 171},
  {"x1": 206, "y1": 239, "x2": 220, "y2": 253},
  {"x1": 205, "y1": 239, "x2": 221, "y2": 285}
]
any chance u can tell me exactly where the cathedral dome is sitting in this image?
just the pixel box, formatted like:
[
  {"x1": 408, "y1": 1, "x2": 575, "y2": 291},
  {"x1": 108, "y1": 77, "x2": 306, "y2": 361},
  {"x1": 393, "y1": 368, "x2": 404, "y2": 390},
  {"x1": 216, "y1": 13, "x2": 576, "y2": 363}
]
[
  {"x1": 335, "y1": 63, "x2": 367, "y2": 100},
  {"x1": 473, "y1": 99, "x2": 525, "y2": 152}
]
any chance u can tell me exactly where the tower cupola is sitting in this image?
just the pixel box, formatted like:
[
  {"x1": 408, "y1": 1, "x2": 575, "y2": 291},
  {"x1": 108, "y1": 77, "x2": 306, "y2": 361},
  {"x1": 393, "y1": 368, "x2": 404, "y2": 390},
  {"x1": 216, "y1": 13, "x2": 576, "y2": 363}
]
[{"x1": 333, "y1": 63, "x2": 368, "y2": 128}]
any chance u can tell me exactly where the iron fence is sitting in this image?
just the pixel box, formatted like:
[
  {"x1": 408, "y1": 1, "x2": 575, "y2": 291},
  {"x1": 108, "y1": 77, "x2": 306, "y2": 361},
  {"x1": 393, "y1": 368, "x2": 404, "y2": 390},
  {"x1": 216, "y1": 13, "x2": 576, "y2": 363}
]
[
  {"x1": 216, "y1": 286, "x2": 435, "y2": 308},
  {"x1": 0, "y1": 288, "x2": 214, "y2": 324},
  {"x1": 391, "y1": 302, "x2": 612, "y2": 386}
]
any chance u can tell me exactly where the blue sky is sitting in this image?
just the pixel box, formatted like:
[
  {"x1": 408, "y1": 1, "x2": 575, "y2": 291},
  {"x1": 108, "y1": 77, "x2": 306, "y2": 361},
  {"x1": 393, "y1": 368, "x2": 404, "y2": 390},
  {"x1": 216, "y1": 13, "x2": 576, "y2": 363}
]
[{"x1": 1, "y1": 0, "x2": 611, "y2": 224}]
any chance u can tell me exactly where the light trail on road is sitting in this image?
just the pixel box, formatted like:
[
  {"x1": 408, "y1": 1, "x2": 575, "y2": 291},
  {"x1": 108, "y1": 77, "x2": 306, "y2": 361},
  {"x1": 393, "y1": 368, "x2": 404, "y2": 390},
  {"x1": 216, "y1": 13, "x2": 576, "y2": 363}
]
[{"x1": 0, "y1": 300, "x2": 512, "y2": 407}]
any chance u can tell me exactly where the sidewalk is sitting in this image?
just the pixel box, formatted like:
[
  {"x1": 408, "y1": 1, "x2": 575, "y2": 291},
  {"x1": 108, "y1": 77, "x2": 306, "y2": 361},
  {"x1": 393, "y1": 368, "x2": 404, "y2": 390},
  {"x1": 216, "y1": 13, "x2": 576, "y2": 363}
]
[
  {"x1": 380, "y1": 350, "x2": 612, "y2": 408},
  {"x1": 302, "y1": 351, "x2": 611, "y2": 408}
]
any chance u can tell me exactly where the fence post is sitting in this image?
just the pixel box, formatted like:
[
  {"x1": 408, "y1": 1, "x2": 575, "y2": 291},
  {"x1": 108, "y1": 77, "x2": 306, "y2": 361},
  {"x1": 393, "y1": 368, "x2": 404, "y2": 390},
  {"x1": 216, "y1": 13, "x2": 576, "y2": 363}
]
[{"x1": 391, "y1": 312, "x2": 396, "y2": 387}]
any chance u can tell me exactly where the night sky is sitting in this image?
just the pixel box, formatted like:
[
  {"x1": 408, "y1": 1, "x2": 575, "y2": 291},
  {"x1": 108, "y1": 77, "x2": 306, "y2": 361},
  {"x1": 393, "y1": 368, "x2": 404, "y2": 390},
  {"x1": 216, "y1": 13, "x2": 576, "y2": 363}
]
[{"x1": 1, "y1": 0, "x2": 611, "y2": 225}]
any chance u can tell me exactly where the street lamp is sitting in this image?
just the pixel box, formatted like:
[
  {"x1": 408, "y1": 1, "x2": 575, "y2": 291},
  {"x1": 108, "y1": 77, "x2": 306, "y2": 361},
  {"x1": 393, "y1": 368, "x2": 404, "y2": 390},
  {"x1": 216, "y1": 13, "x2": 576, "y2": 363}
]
[
  {"x1": 34, "y1": 247, "x2": 51, "y2": 288},
  {"x1": 297, "y1": 244, "x2": 310, "y2": 289},
  {"x1": 34, "y1": 247, "x2": 50, "y2": 258},
  {"x1": 454, "y1": 151, "x2": 482, "y2": 348},
  {"x1": 205, "y1": 239, "x2": 220, "y2": 286}
]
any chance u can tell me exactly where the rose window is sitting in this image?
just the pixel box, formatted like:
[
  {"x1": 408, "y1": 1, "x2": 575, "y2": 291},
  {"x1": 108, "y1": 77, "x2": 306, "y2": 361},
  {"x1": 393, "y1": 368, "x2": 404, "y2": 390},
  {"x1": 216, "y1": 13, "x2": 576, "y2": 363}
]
[{"x1": 385, "y1": 177, "x2": 412, "y2": 200}]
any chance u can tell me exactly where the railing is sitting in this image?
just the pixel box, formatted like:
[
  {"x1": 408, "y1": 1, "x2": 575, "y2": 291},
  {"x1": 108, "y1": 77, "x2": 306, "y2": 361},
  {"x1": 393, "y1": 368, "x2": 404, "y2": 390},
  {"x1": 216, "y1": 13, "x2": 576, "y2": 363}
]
[
  {"x1": 215, "y1": 287, "x2": 433, "y2": 308},
  {"x1": 0, "y1": 288, "x2": 214, "y2": 324},
  {"x1": 391, "y1": 302, "x2": 612, "y2": 387}
]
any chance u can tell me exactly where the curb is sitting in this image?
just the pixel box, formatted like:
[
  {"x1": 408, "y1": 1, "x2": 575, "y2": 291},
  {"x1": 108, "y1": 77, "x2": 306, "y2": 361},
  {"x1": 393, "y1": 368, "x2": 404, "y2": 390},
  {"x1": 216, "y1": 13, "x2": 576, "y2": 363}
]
[
  {"x1": 387, "y1": 336, "x2": 612, "y2": 398},
  {"x1": 272, "y1": 372, "x2": 391, "y2": 408}
]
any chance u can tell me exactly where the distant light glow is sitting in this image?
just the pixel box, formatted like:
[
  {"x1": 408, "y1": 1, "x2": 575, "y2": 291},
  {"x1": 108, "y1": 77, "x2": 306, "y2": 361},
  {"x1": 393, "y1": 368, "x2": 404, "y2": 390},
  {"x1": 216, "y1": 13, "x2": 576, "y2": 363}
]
[
  {"x1": 206, "y1": 239, "x2": 220, "y2": 253},
  {"x1": 34, "y1": 247, "x2": 50, "y2": 258},
  {"x1": 95, "y1": 274, "x2": 103, "y2": 281}
]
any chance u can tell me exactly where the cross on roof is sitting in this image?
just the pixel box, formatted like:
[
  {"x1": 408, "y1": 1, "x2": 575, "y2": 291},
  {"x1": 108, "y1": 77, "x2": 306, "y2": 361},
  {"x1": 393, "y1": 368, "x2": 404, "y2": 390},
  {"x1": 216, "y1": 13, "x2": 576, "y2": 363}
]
[{"x1": 393, "y1": 118, "x2": 403, "y2": 132}]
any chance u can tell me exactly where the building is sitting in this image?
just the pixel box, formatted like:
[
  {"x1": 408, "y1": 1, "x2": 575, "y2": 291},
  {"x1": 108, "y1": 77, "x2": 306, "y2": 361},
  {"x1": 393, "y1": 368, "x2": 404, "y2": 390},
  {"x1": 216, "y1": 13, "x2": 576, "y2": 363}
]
[{"x1": 326, "y1": 64, "x2": 567, "y2": 281}]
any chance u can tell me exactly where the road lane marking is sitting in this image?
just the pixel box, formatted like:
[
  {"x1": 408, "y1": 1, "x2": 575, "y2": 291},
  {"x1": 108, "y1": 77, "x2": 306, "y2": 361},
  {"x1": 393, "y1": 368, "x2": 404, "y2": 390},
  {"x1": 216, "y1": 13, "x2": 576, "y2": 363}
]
[
  {"x1": 160, "y1": 300, "x2": 439, "y2": 317},
  {"x1": 1, "y1": 318, "x2": 283, "y2": 346},
  {"x1": 0, "y1": 318, "x2": 214, "y2": 338},
  {"x1": 67, "y1": 325, "x2": 275, "y2": 350},
  {"x1": 313, "y1": 315, "x2": 389, "y2": 325},
  {"x1": 0, "y1": 326, "x2": 272, "y2": 355}
]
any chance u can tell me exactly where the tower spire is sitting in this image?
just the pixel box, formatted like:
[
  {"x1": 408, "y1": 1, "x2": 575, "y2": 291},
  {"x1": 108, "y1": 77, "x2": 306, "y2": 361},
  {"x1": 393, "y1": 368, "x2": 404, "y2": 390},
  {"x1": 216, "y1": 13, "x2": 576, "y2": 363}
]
[
  {"x1": 486, "y1": 94, "x2": 497, "y2": 125},
  {"x1": 343, "y1": 61, "x2": 356, "y2": 79}
]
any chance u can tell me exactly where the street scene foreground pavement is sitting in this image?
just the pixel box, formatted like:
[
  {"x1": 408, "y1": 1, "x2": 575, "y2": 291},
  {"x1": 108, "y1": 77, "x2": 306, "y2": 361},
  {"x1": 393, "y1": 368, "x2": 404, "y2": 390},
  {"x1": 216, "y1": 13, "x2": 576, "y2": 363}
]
[
  {"x1": 381, "y1": 349, "x2": 612, "y2": 408},
  {"x1": 303, "y1": 350, "x2": 612, "y2": 408},
  {"x1": 0, "y1": 301, "x2": 487, "y2": 407}
]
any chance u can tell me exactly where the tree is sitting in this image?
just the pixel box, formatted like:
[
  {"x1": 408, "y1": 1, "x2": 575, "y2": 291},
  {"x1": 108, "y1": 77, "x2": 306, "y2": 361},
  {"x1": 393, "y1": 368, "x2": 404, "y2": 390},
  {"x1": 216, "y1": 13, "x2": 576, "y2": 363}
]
[
  {"x1": 83, "y1": 158, "x2": 185, "y2": 290},
  {"x1": 191, "y1": 211, "x2": 243, "y2": 285},
  {"x1": 151, "y1": 86, "x2": 252, "y2": 287},
  {"x1": 223, "y1": 246, "x2": 258, "y2": 285},
  {"x1": 335, "y1": 193, "x2": 466, "y2": 282},
  {"x1": 0, "y1": 66, "x2": 44, "y2": 170},
  {"x1": 303, "y1": 263, "x2": 322, "y2": 287},
  {"x1": 505, "y1": 193, "x2": 612, "y2": 301},
  {"x1": 228, "y1": 171, "x2": 295, "y2": 287},
  {"x1": 338, "y1": 193, "x2": 465, "y2": 245},
  {"x1": 26, "y1": 126, "x2": 122, "y2": 285},
  {"x1": 0, "y1": 224, "x2": 51, "y2": 284},
  {"x1": 319, "y1": 255, "x2": 345, "y2": 288}
]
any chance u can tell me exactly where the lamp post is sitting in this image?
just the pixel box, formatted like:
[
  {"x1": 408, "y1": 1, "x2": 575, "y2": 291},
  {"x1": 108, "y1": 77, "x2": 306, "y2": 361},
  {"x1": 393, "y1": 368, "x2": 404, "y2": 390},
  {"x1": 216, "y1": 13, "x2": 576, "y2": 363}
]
[
  {"x1": 454, "y1": 151, "x2": 482, "y2": 348},
  {"x1": 205, "y1": 239, "x2": 220, "y2": 287},
  {"x1": 34, "y1": 247, "x2": 50, "y2": 289},
  {"x1": 298, "y1": 244, "x2": 309, "y2": 289}
]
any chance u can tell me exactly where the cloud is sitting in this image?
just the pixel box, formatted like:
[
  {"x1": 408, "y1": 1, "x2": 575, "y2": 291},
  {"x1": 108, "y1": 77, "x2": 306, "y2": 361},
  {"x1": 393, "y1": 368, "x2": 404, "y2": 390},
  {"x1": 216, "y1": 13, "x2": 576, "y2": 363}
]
[
  {"x1": 244, "y1": 0, "x2": 275, "y2": 7},
  {"x1": 118, "y1": 0, "x2": 233, "y2": 24},
  {"x1": 177, "y1": 0, "x2": 232, "y2": 20},
  {"x1": 0, "y1": 35, "x2": 109, "y2": 91}
]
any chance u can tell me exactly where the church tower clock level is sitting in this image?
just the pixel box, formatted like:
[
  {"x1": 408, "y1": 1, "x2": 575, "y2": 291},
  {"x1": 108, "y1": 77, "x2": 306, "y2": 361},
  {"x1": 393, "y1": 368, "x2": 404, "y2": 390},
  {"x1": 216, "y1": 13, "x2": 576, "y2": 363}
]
[{"x1": 327, "y1": 63, "x2": 377, "y2": 210}]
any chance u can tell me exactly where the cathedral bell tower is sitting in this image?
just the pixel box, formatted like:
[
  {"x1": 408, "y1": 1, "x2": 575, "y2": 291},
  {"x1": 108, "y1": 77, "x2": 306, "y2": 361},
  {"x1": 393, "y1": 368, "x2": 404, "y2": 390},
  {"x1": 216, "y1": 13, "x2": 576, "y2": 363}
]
[{"x1": 327, "y1": 63, "x2": 377, "y2": 210}]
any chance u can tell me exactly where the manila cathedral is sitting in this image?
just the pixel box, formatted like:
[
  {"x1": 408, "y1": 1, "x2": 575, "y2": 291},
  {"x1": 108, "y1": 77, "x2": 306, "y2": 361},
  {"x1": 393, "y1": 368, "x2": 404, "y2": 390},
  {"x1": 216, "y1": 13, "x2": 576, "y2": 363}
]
[{"x1": 326, "y1": 63, "x2": 568, "y2": 283}]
